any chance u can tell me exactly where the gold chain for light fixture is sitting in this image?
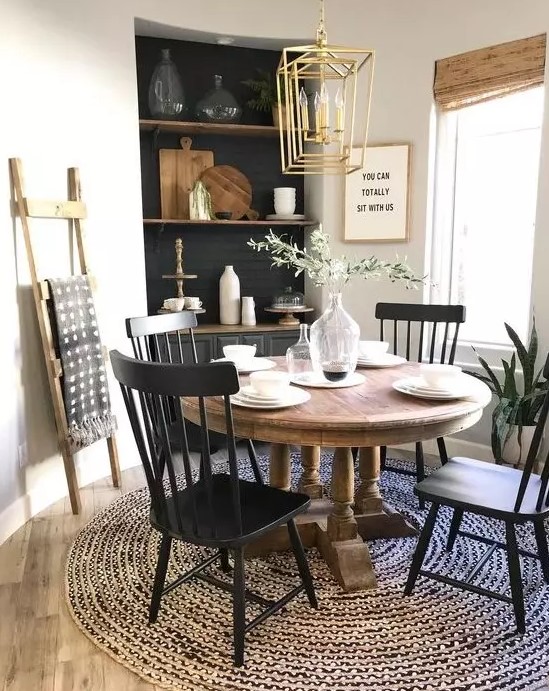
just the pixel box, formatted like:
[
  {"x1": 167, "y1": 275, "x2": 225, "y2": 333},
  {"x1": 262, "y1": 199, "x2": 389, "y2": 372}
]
[{"x1": 276, "y1": 0, "x2": 375, "y2": 174}]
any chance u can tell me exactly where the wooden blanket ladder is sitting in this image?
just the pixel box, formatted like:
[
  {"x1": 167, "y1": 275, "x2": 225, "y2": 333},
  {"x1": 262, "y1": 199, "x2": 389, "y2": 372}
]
[{"x1": 9, "y1": 158, "x2": 121, "y2": 514}]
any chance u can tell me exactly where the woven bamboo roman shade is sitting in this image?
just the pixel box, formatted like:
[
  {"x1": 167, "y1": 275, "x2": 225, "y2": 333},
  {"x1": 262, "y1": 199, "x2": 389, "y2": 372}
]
[{"x1": 434, "y1": 34, "x2": 546, "y2": 111}]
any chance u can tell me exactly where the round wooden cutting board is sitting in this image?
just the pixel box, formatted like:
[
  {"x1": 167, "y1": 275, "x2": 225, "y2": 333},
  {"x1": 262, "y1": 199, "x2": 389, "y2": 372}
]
[{"x1": 200, "y1": 165, "x2": 252, "y2": 220}]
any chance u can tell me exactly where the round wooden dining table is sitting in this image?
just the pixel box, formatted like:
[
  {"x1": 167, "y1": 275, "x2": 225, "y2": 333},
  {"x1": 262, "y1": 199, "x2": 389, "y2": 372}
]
[{"x1": 182, "y1": 358, "x2": 491, "y2": 592}]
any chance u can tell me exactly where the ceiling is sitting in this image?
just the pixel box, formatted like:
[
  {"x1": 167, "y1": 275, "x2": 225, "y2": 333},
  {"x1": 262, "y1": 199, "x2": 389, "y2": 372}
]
[{"x1": 134, "y1": 18, "x2": 311, "y2": 50}]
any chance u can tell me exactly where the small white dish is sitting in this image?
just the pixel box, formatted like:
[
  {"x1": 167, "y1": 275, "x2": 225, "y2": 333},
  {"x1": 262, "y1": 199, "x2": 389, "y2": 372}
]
[
  {"x1": 265, "y1": 214, "x2": 307, "y2": 221},
  {"x1": 249, "y1": 370, "x2": 290, "y2": 398},
  {"x1": 393, "y1": 376, "x2": 474, "y2": 400},
  {"x1": 357, "y1": 354, "x2": 407, "y2": 368},
  {"x1": 237, "y1": 385, "x2": 284, "y2": 402},
  {"x1": 212, "y1": 357, "x2": 276, "y2": 373},
  {"x1": 358, "y1": 340, "x2": 390, "y2": 358},
  {"x1": 231, "y1": 386, "x2": 311, "y2": 409},
  {"x1": 419, "y1": 363, "x2": 463, "y2": 390},
  {"x1": 223, "y1": 344, "x2": 257, "y2": 365},
  {"x1": 290, "y1": 371, "x2": 366, "y2": 388}
]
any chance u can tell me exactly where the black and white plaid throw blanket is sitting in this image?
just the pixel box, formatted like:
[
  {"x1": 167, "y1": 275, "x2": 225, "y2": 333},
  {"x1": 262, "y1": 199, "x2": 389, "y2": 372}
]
[{"x1": 48, "y1": 276, "x2": 117, "y2": 450}]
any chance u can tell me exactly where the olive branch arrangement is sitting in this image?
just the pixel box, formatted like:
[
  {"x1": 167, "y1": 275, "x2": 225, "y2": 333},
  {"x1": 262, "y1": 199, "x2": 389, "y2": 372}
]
[{"x1": 248, "y1": 226, "x2": 425, "y2": 293}]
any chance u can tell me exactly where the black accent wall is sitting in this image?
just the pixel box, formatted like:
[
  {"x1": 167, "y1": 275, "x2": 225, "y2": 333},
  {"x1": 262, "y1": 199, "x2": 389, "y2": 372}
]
[{"x1": 135, "y1": 36, "x2": 306, "y2": 320}]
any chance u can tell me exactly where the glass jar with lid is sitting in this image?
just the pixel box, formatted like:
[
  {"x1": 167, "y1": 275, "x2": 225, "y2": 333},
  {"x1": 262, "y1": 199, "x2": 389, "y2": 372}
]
[{"x1": 272, "y1": 286, "x2": 305, "y2": 309}]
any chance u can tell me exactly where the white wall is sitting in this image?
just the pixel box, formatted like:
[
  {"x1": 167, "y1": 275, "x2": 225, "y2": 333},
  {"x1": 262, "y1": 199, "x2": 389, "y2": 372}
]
[{"x1": 1, "y1": 0, "x2": 548, "y2": 541}]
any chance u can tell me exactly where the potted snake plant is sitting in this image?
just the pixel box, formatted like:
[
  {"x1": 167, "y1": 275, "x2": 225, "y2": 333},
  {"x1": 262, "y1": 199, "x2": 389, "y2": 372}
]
[{"x1": 469, "y1": 319, "x2": 548, "y2": 466}]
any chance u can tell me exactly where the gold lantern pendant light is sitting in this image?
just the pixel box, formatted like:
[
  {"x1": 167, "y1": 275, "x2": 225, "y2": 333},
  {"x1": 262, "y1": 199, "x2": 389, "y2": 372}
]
[{"x1": 276, "y1": 0, "x2": 375, "y2": 174}]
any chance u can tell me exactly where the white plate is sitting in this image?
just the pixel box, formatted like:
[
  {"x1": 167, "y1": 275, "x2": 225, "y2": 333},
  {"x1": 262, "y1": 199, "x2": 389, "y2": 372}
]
[
  {"x1": 265, "y1": 213, "x2": 307, "y2": 221},
  {"x1": 212, "y1": 357, "x2": 276, "y2": 373},
  {"x1": 393, "y1": 377, "x2": 475, "y2": 400},
  {"x1": 357, "y1": 354, "x2": 407, "y2": 368},
  {"x1": 231, "y1": 386, "x2": 311, "y2": 409},
  {"x1": 237, "y1": 385, "x2": 287, "y2": 403},
  {"x1": 290, "y1": 371, "x2": 366, "y2": 388}
]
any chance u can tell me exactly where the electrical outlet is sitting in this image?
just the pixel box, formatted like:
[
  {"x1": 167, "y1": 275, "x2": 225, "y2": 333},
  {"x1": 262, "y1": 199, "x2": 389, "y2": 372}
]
[{"x1": 18, "y1": 442, "x2": 28, "y2": 468}]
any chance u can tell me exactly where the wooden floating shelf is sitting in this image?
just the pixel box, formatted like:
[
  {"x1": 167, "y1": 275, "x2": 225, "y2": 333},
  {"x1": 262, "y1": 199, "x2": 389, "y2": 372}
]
[
  {"x1": 139, "y1": 119, "x2": 278, "y2": 138},
  {"x1": 143, "y1": 218, "x2": 315, "y2": 227}
]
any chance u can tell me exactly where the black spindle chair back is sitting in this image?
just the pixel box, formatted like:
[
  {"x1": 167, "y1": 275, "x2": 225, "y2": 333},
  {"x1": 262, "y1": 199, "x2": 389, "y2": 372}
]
[
  {"x1": 375, "y1": 302, "x2": 466, "y2": 364},
  {"x1": 110, "y1": 349, "x2": 317, "y2": 665},
  {"x1": 112, "y1": 349, "x2": 242, "y2": 541},
  {"x1": 126, "y1": 311, "x2": 198, "y2": 365},
  {"x1": 514, "y1": 354, "x2": 549, "y2": 512}
]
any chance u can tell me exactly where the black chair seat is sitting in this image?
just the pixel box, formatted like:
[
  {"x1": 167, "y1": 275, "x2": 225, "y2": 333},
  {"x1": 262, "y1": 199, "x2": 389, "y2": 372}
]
[
  {"x1": 417, "y1": 457, "x2": 549, "y2": 522},
  {"x1": 152, "y1": 475, "x2": 310, "y2": 546}
]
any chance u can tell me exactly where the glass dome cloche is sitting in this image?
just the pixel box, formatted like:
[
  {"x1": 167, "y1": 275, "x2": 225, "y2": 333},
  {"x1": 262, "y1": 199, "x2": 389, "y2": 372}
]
[
  {"x1": 272, "y1": 286, "x2": 305, "y2": 309},
  {"x1": 148, "y1": 49, "x2": 186, "y2": 120},
  {"x1": 195, "y1": 75, "x2": 242, "y2": 124}
]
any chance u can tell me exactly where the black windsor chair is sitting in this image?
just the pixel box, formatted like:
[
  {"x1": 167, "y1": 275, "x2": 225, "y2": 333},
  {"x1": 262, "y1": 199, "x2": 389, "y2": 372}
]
[
  {"x1": 125, "y1": 311, "x2": 261, "y2": 482},
  {"x1": 110, "y1": 350, "x2": 317, "y2": 666},
  {"x1": 404, "y1": 354, "x2": 549, "y2": 633},
  {"x1": 374, "y1": 302, "x2": 466, "y2": 508}
]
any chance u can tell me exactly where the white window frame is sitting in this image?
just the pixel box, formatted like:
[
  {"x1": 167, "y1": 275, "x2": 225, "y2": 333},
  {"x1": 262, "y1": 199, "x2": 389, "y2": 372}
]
[{"x1": 428, "y1": 89, "x2": 543, "y2": 368}]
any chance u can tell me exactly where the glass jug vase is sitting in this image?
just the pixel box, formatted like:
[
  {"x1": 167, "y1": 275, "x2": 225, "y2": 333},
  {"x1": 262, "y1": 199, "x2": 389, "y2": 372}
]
[
  {"x1": 286, "y1": 324, "x2": 312, "y2": 375},
  {"x1": 148, "y1": 49, "x2": 185, "y2": 120},
  {"x1": 195, "y1": 75, "x2": 242, "y2": 124},
  {"x1": 309, "y1": 292, "x2": 359, "y2": 382}
]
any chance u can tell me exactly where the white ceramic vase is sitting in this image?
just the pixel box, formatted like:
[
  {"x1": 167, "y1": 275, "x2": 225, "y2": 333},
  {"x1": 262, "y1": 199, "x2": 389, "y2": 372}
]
[
  {"x1": 502, "y1": 425, "x2": 537, "y2": 468},
  {"x1": 219, "y1": 265, "x2": 240, "y2": 325},
  {"x1": 241, "y1": 296, "x2": 256, "y2": 326}
]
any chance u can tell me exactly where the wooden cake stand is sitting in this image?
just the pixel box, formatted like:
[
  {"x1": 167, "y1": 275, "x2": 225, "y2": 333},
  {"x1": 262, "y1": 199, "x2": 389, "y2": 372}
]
[{"x1": 265, "y1": 306, "x2": 314, "y2": 326}]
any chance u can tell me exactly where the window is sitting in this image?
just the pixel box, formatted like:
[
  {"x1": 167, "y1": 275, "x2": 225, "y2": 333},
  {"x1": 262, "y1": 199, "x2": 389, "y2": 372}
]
[{"x1": 430, "y1": 86, "x2": 544, "y2": 350}]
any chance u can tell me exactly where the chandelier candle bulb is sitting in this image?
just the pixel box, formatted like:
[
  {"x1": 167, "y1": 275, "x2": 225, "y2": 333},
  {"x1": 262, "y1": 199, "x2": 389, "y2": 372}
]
[
  {"x1": 314, "y1": 92, "x2": 322, "y2": 139},
  {"x1": 335, "y1": 87, "x2": 344, "y2": 132},
  {"x1": 320, "y1": 82, "x2": 329, "y2": 132},
  {"x1": 299, "y1": 87, "x2": 309, "y2": 131}
]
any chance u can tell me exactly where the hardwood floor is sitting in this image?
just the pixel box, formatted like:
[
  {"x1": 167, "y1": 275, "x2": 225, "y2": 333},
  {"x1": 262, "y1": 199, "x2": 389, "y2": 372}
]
[{"x1": 1, "y1": 448, "x2": 547, "y2": 691}]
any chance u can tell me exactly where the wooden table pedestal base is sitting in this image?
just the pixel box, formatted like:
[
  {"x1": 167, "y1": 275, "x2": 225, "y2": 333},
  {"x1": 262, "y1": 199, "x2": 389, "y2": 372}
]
[{"x1": 246, "y1": 498, "x2": 378, "y2": 591}]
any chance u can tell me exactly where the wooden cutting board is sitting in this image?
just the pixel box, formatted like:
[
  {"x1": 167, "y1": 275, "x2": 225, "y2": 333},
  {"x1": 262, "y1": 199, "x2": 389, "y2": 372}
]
[
  {"x1": 159, "y1": 137, "x2": 214, "y2": 219},
  {"x1": 200, "y1": 165, "x2": 252, "y2": 220}
]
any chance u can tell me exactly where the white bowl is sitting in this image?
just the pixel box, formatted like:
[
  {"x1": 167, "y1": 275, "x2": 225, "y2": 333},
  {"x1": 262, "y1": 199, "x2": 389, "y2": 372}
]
[
  {"x1": 420, "y1": 363, "x2": 462, "y2": 389},
  {"x1": 358, "y1": 341, "x2": 390, "y2": 359},
  {"x1": 223, "y1": 344, "x2": 256, "y2": 365},
  {"x1": 249, "y1": 370, "x2": 290, "y2": 398}
]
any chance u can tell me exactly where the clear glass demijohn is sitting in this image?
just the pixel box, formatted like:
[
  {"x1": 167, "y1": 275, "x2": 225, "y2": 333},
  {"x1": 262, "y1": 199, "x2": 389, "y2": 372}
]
[
  {"x1": 148, "y1": 49, "x2": 185, "y2": 120},
  {"x1": 286, "y1": 324, "x2": 312, "y2": 375},
  {"x1": 309, "y1": 292, "x2": 360, "y2": 382},
  {"x1": 195, "y1": 75, "x2": 242, "y2": 124}
]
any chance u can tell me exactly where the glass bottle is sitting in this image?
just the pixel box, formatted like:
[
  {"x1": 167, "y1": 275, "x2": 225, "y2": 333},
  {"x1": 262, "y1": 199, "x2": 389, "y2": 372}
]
[
  {"x1": 148, "y1": 48, "x2": 185, "y2": 120},
  {"x1": 309, "y1": 292, "x2": 360, "y2": 382},
  {"x1": 195, "y1": 75, "x2": 242, "y2": 124},
  {"x1": 286, "y1": 324, "x2": 312, "y2": 375}
]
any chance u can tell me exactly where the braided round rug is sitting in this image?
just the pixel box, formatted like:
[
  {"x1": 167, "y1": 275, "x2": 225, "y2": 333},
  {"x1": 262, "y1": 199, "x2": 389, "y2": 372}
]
[{"x1": 66, "y1": 455, "x2": 549, "y2": 691}]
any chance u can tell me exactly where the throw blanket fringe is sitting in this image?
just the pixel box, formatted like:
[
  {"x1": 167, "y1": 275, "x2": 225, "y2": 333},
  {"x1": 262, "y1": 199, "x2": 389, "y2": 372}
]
[{"x1": 69, "y1": 411, "x2": 118, "y2": 451}]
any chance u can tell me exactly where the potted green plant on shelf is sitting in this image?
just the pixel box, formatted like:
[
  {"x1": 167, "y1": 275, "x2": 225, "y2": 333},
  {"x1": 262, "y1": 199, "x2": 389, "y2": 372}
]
[
  {"x1": 242, "y1": 69, "x2": 285, "y2": 128},
  {"x1": 469, "y1": 319, "x2": 548, "y2": 466}
]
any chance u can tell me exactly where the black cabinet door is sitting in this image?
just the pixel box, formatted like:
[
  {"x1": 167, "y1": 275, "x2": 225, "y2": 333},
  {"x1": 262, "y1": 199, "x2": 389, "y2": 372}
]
[
  {"x1": 266, "y1": 331, "x2": 299, "y2": 356},
  {"x1": 215, "y1": 335, "x2": 240, "y2": 358},
  {"x1": 241, "y1": 334, "x2": 265, "y2": 357}
]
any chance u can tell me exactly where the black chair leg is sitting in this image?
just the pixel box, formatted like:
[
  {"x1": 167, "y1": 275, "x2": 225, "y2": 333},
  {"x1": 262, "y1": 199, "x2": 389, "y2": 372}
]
[
  {"x1": 380, "y1": 445, "x2": 387, "y2": 470},
  {"x1": 437, "y1": 437, "x2": 449, "y2": 465},
  {"x1": 446, "y1": 508, "x2": 464, "y2": 551},
  {"x1": 149, "y1": 533, "x2": 172, "y2": 623},
  {"x1": 232, "y1": 548, "x2": 246, "y2": 667},
  {"x1": 415, "y1": 442, "x2": 426, "y2": 510},
  {"x1": 533, "y1": 520, "x2": 549, "y2": 584},
  {"x1": 220, "y1": 548, "x2": 232, "y2": 573},
  {"x1": 505, "y1": 521, "x2": 526, "y2": 633},
  {"x1": 404, "y1": 502, "x2": 439, "y2": 595},
  {"x1": 246, "y1": 439, "x2": 264, "y2": 484},
  {"x1": 287, "y1": 518, "x2": 317, "y2": 608}
]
